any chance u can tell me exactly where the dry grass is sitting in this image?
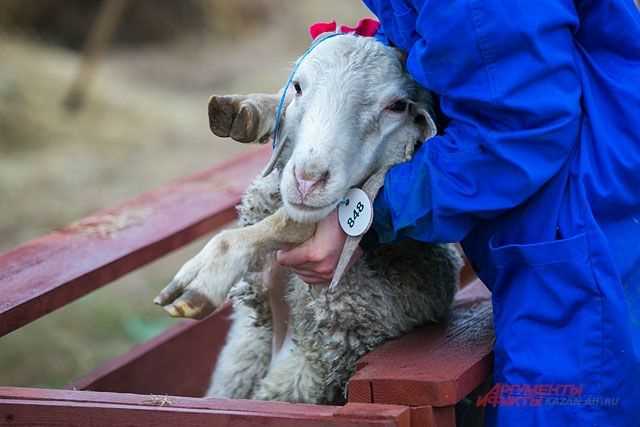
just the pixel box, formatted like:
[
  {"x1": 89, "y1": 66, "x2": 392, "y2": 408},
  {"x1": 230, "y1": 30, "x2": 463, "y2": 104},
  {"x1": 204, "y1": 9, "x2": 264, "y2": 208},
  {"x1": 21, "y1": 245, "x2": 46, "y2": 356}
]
[{"x1": 0, "y1": 1, "x2": 368, "y2": 388}]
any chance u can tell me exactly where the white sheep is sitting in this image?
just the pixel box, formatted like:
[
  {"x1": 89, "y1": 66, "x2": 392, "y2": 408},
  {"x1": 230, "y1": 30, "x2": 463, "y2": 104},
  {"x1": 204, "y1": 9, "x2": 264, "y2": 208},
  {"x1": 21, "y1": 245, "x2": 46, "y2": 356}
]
[{"x1": 154, "y1": 32, "x2": 462, "y2": 404}]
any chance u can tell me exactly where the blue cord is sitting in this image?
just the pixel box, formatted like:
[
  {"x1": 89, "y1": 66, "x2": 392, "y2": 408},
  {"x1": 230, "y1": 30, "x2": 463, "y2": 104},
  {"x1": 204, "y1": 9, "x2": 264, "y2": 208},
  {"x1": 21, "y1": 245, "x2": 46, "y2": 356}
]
[{"x1": 271, "y1": 33, "x2": 344, "y2": 149}]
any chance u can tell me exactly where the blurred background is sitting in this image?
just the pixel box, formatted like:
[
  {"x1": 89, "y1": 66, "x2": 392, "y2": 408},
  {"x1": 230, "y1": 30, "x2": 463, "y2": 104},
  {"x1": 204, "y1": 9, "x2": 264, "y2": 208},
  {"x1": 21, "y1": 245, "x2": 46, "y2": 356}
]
[{"x1": 0, "y1": 0, "x2": 368, "y2": 388}]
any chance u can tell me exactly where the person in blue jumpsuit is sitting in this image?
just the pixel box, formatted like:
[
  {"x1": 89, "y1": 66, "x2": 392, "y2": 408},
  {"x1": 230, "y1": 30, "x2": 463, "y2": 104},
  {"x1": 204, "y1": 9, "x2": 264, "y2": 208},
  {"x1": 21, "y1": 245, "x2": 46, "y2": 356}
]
[{"x1": 276, "y1": 1, "x2": 640, "y2": 425}]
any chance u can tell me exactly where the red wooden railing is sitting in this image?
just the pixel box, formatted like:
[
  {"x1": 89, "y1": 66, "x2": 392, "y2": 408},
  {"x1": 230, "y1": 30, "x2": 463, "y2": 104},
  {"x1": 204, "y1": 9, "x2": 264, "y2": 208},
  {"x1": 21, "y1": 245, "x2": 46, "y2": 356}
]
[
  {"x1": 0, "y1": 147, "x2": 270, "y2": 337},
  {"x1": 0, "y1": 145, "x2": 493, "y2": 427}
]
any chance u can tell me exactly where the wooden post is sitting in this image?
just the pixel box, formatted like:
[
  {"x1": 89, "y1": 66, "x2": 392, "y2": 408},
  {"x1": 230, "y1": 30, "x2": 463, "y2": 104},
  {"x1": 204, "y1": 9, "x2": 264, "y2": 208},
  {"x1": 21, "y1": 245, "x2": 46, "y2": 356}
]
[{"x1": 64, "y1": 0, "x2": 129, "y2": 112}]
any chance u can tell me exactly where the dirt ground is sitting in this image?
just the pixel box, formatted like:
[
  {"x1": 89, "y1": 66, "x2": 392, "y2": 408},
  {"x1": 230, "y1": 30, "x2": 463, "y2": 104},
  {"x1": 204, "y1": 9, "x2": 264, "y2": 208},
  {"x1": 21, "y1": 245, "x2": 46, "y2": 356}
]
[{"x1": 0, "y1": 1, "x2": 368, "y2": 387}]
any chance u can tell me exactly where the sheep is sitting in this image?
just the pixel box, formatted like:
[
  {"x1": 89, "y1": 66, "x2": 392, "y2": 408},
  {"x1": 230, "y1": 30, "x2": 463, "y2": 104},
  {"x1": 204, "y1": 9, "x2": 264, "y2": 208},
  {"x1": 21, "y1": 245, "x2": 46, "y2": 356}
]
[{"x1": 153, "y1": 31, "x2": 462, "y2": 404}]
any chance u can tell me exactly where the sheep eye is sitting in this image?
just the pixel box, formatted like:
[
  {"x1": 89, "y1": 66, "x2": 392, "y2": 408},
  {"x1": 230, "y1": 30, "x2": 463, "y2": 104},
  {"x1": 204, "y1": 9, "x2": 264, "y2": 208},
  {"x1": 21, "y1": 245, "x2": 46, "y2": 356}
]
[
  {"x1": 386, "y1": 100, "x2": 408, "y2": 113},
  {"x1": 293, "y1": 82, "x2": 302, "y2": 96}
]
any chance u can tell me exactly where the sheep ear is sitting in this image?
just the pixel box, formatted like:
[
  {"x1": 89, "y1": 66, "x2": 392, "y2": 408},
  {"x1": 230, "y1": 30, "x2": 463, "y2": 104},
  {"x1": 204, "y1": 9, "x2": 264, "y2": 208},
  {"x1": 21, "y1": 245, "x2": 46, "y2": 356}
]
[
  {"x1": 261, "y1": 87, "x2": 295, "y2": 176},
  {"x1": 261, "y1": 137, "x2": 289, "y2": 177},
  {"x1": 411, "y1": 103, "x2": 438, "y2": 141}
]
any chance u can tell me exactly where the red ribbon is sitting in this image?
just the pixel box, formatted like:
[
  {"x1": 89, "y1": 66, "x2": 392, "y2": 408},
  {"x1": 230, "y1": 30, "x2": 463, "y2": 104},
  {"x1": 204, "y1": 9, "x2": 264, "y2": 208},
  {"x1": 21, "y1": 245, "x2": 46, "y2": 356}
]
[{"x1": 309, "y1": 18, "x2": 380, "y2": 40}]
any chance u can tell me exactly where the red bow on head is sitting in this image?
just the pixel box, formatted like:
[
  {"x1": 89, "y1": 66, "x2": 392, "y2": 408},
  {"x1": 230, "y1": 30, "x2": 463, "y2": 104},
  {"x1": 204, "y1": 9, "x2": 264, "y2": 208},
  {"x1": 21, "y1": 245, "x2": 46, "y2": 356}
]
[{"x1": 308, "y1": 18, "x2": 380, "y2": 40}]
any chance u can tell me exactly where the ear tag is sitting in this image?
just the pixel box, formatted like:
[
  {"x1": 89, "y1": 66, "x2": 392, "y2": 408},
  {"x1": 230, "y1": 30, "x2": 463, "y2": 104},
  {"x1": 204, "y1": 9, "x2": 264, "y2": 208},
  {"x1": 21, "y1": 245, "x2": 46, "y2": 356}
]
[{"x1": 338, "y1": 188, "x2": 373, "y2": 237}]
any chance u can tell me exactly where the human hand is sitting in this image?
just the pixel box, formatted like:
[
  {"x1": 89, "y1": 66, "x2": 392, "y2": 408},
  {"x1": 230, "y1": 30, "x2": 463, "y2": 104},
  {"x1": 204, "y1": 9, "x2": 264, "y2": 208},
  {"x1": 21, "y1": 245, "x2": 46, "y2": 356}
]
[{"x1": 276, "y1": 210, "x2": 363, "y2": 285}]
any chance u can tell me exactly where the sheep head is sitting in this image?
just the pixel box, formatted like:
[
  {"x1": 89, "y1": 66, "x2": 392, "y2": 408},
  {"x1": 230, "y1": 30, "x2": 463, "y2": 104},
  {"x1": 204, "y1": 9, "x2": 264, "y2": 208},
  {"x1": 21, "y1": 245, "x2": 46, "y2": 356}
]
[
  {"x1": 208, "y1": 34, "x2": 437, "y2": 223},
  {"x1": 277, "y1": 34, "x2": 436, "y2": 222}
]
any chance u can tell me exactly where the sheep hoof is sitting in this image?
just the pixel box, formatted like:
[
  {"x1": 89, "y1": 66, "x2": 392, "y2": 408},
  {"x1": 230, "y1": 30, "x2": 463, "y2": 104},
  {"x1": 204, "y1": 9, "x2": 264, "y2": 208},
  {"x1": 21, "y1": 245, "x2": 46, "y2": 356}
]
[
  {"x1": 154, "y1": 229, "x2": 251, "y2": 320},
  {"x1": 162, "y1": 290, "x2": 215, "y2": 320}
]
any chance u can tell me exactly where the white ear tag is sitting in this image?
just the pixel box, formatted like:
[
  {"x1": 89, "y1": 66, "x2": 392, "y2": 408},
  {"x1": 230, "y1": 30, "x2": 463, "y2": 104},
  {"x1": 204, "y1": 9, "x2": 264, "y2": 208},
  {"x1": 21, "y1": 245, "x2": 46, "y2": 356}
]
[{"x1": 338, "y1": 188, "x2": 373, "y2": 237}]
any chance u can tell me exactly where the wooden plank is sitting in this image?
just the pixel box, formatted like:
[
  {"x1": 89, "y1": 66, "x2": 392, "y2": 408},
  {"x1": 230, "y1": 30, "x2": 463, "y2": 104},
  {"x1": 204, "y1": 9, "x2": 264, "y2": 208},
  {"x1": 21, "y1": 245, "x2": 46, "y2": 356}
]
[
  {"x1": 0, "y1": 400, "x2": 408, "y2": 427},
  {"x1": 0, "y1": 387, "x2": 410, "y2": 427},
  {"x1": 70, "y1": 305, "x2": 232, "y2": 396},
  {"x1": 335, "y1": 403, "x2": 411, "y2": 427},
  {"x1": 409, "y1": 406, "x2": 436, "y2": 427},
  {"x1": 432, "y1": 406, "x2": 456, "y2": 427},
  {"x1": 408, "y1": 405, "x2": 456, "y2": 427},
  {"x1": 0, "y1": 146, "x2": 270, "y2": 338},
  {"x1": 348, "y1": 280, "x2": 493, "y2": 408},
  {"x1": 347, "y1": 378, "x2": 373, "y2": 404},
  {"x1": 0, "y1": 386, "x2": 341, "y2": 417}
]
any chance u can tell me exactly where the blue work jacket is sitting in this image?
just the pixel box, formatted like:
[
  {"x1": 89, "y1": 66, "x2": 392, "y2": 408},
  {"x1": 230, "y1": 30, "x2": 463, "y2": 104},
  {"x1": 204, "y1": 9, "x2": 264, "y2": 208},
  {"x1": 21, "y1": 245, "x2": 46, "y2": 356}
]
[{"x1": 362, "y1": 0, "x2": 640, "y2": 425}]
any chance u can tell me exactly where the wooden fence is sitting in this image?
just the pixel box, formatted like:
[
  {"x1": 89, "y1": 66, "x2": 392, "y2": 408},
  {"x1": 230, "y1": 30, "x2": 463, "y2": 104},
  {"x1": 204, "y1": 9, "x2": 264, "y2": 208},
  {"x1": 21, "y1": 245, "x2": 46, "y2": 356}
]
[{"x1": 0, "y1": 146, "x2": 493, "y2": 426}]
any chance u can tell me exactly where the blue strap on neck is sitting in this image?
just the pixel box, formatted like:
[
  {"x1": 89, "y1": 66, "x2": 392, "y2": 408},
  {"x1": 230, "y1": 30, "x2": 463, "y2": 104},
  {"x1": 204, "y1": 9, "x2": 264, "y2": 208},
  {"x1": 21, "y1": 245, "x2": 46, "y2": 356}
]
[{"x1": 271, "y1": 32, "x2": 344, "y2": 149}]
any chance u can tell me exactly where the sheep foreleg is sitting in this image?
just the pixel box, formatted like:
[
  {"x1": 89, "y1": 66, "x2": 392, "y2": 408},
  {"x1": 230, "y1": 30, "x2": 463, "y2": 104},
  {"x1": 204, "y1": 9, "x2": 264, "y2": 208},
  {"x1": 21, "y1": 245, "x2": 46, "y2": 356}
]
[{"x1": 154, "y1": 208, "x2": 314, "y2": 319}]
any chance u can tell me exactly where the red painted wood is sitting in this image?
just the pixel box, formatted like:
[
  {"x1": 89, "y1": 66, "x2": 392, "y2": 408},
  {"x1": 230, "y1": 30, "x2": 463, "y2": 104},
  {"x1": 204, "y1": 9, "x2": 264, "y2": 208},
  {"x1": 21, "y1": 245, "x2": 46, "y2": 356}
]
[
  {"x1": 348, "y1": 280, "x2": 493, "y2": 408},
  {"x1": 0, "y1": 146, "x2": 270, "y2": 338},
  {"x1": 0, "y1": 387, "x2": 410, "y2": 427},
  {"x1": 70, "y1": 305, "x2": 232, "y2": 396},
  {"x1": 335, "y1": 403, "x2": 411, "y2": 427},
  {"x1": 0, "y1": 386, "x2": 339, "y2": 416},
  {"x1": 347, "y1": 379, "x2": 373, "y2": 404},
  {"x1": 431, "y1": 406, "x2": 456, "y2": 427},
  {"x1": 409, "y1": 405, "x2": 455, "y2": 427},
  {"x1": 409, "y1": 406, "x2": 436, "y2": 427}
]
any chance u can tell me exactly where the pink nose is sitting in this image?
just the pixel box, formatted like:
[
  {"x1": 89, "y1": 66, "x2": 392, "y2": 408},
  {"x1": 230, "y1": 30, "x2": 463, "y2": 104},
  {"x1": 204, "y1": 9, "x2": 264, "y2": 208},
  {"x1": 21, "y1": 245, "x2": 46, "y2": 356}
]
[{"x1": 294, "y1": 167, "x2": 329, "y2": 200}]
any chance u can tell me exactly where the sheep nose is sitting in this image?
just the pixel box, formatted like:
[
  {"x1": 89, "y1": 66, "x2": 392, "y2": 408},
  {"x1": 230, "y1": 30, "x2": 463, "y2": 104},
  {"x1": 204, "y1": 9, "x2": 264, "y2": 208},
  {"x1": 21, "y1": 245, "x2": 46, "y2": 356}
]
[{"x1": 294, "y1": 167, "x2": 330, "y2": 200}]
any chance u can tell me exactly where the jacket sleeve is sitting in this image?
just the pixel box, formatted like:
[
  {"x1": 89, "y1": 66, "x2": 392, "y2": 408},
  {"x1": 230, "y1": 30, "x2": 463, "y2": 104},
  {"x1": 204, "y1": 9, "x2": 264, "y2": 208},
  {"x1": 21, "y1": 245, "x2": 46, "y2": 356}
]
[
  {"x1": 373, "y1": 21, "x2": 391, "y2": 45},
  {"x1": 369, "y1": 0, "x2": 583, "y2": 244}
]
